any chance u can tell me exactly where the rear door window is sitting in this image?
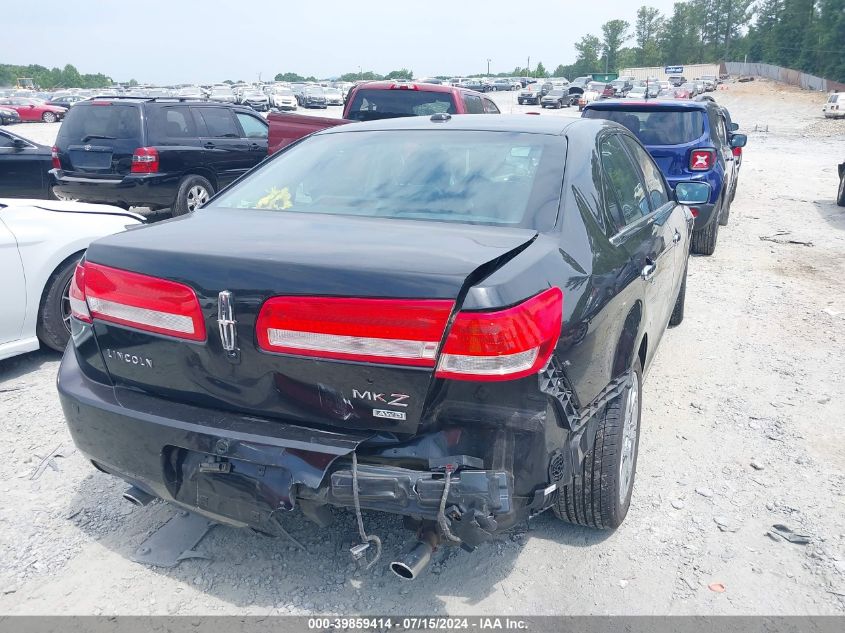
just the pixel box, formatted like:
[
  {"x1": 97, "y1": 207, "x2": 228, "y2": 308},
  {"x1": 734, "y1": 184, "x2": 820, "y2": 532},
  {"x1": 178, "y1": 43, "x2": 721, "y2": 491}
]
[
  {"x1": 146, "y1": 106, "x2": 197, "y2": 143},
  {"x1": 57, "y1": 104, "x2": 141, "y2": 144},
  {"x1": 236, "y1": 113, "x2": 268, "y2": 139},
  {"x1": 600, "y1": 134, "x2": 650, "y2": 229},
  {"x1": 482, "y1": 98, "x2": 500, "y2": 114},
  {"x1": 192, "y1": 107, "x2": 239, "y2": 138},
  {"x1": 619, "y1": 136, "x2": 670, "y2": 210},
  {"x1": 584, "y1": 107, "x2": 705, "y2": 145},
  {"x1": 464, "y1": 94, "x2": 484, "y2": 114}
]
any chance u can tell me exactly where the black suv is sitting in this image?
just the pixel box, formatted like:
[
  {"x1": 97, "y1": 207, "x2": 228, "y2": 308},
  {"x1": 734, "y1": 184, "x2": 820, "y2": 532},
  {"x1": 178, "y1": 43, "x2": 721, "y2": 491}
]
[{"x1": 51, "y1": 97, "x2": 269, "y2": 215}]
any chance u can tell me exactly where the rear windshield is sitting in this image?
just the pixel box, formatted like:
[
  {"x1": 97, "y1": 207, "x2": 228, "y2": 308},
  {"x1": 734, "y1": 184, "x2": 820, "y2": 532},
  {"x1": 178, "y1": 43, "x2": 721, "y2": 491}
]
[
  {"x1": 584, "y1": 107, "x2": 705, "y2": 145},
  {"x1": 56, "y1": 104, "x2": 141, "y2": 144},
  {"x1": 346, "y1": 89, "x2": 456, "y2": 121},
  {"x1": 210, "y1": 130, "x2": 565, "y2": 229}
]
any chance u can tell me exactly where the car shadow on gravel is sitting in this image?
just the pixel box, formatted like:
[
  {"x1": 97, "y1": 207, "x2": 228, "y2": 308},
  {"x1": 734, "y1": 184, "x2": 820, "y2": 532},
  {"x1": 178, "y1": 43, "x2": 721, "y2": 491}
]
[
  {"x1": 64, "y1": 474, "x2": 610, "y2": 613},
  {"x1": 0, "y1": 348, "x2": 62, "y2": 383},
  {"x1": 813, "y1": 199, "x2": 845, "y2": 230}
]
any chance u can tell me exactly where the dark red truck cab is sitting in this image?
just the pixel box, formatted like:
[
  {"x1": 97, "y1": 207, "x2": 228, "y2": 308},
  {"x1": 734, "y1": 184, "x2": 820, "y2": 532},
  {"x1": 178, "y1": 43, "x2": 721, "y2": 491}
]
[{"x1": 268, "y1": 81, "x2": 500, "y2": 154}]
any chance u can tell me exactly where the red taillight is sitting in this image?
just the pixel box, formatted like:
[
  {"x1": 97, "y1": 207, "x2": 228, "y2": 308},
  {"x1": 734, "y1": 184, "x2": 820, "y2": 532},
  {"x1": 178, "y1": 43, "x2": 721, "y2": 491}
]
[
  {"x1": 51, "y1": 145, "x2": 60, "y2": 170},
  {"x1": 69, "y1": 263, "x2": 91, "y2": 323},
  {"x1": 131, "y1": 147, "x2": 159, "y2": 173},
  {"x1": 82, "y1": 262, "x2": 205, "y2": 341},
  {"x1": 732, "y1": 146, "x2": 742, "y2": 157},
  {"x1": 435, "y1": 287, "x2": 563, "y2": 382},
  {"x1": 689, "y1": 149, "x2": 715, "y2": 171},
  {"x1": 690, "y1": 207, "x2": 699, "y2": 218},
  {"x1": 256, "y1": 297, "x2": 454, "y2": 367}
]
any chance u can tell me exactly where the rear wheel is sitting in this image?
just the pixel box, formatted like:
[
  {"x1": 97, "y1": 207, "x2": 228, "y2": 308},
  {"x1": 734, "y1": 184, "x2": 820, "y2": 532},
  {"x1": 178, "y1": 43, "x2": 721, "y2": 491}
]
[
  {"x1": 553, "y1": 358, "x2": 643, "y2": 529},
  {"x1": 690, "y1": 219, "x2": 719, "y2": 255},
  {"x1": 837, "y1": 169, "x2": 845, "y2": 207},
  {"x1": 173, "y1": 175, "x2": 214, "y2": 216},
  {"x1": 669, "y1": 264, "x2": 687, "y2": 327},
  {"x1": 42, "y1": 111, "x2": 57, "y2": 123},
  {"x1": 37, "y1": 253, "x2": 82, "y2": 352}
]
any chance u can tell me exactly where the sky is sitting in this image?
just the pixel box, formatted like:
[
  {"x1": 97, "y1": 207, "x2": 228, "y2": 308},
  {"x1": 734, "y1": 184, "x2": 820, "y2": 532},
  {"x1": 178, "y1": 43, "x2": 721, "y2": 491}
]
[{"x1": 6, "y1": 0, "x2": 681, "y2": 85}]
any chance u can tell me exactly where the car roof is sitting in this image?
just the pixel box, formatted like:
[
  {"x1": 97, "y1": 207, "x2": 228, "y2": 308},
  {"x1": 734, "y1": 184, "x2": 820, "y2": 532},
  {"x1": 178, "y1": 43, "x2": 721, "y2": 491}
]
[
  {"x1": 354, "y1": 81, "x2": 457, "y2": 93},
  {"x1": 318, "y1": 113, "x2": 603, "y2": 137}
]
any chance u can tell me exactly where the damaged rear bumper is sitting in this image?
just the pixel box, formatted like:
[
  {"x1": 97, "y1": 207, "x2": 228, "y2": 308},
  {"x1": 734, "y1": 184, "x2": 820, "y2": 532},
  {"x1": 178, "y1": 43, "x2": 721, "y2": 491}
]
[{"x1": 58, "y1": 347, "x2": 517, "y2": 543}]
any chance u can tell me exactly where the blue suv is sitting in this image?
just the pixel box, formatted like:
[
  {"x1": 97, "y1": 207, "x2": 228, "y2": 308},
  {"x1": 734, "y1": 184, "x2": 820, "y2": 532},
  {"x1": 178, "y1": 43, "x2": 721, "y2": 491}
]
[{"x1": 583, "y1": 99, "x2": 746, "y2": 255}]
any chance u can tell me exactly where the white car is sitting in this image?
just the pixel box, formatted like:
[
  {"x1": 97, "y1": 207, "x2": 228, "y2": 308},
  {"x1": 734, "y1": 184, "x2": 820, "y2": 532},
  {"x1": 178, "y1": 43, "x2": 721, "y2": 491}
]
[
  {"x1": 823, "y1": 93, "x2": 843, "y2": 119},
  {"x1": 0, "y1": 199, "x2": 143, "y2": 361},
  {"x1": 271, "y1": 88, "x2": 298, "y2": 110}
]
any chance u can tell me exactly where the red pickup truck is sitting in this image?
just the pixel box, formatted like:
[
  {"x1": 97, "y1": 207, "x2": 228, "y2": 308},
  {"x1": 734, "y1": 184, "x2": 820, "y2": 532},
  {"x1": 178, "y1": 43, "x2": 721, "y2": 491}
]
[{"x1": 268, "y1": 81, "x2": 500, "y2": 154}]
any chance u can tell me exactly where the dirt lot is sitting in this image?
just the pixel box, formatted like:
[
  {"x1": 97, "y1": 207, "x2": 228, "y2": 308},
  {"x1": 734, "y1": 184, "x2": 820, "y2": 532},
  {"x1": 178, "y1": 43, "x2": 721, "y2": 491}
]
[{"x1": 1, "y1": 80, "x2": 844, "y2": 615}]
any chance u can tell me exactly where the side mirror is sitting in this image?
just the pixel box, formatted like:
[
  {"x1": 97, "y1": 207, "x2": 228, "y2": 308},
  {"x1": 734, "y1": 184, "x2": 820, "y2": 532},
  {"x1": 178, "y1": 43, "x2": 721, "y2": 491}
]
[
  {"x1": 729, "y1": 133, "x2": 747, "y2": 148},
  {"x1": 728, "y1": 122, "x2": 739, "y2": 131},
  {"x1": 675, "y1": 181, "x2": 711, "y2": 205},
  {"x1": 29, "y1": 104, "x2": 35, "y2": 108}
]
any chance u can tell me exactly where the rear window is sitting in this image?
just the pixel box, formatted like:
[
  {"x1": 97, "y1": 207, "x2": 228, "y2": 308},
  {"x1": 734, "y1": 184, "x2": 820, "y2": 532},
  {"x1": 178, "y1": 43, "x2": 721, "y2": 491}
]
[
  {"x1": 210, "y1": 130, "x2": 565, "y2": 229},
  {"x1": 584, "y1": 107, "x2": 705, "y2": 145},
  {"x1": 56, "y1": 104, "x2": 141, "y2": 145},
  {"x1": 346, "y1": 89, "x2": 456, "y2": 121}
]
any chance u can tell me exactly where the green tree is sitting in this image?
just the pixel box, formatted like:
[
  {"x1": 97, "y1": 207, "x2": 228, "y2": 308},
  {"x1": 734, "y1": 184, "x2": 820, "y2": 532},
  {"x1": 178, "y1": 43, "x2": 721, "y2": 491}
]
[
  {"x1": 635, "y1": 6, "x2": 664, "y2": 66},
  {"x1": 274, "y1": 72, "x2": 306, "y2": 82},
  {"x1": 534, "y1": 61, "x2": 549, "y2": 78},
  {"x1": 572, "y1": 34, "x2": 603, "y2": 76},
  {"x1": 552, "y1": 64, "x2": 569, "y2": 78},
  {"x1": 385, "y1": 68, "x2": 413, "y2": 80},
  {"x1": 601, "y1": 19, "x2": 631, "y2": 72}
]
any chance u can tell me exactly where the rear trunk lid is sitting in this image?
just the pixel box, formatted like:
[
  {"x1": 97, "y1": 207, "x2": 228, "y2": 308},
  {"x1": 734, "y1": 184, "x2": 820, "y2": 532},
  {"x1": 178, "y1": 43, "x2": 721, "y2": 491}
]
[
  {"x1": 55, "y1": 102, "x2": 143, "y2": 177},
  {"x1": 83, "y1": 210, "x2": 537, "y2": 434}
]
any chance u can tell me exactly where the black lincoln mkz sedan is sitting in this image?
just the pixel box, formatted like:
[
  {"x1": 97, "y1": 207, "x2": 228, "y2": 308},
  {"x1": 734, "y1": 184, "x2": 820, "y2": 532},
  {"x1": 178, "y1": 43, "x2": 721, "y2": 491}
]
[{"x1": 58, "y1": 115, "x2": 709, "y2": 578}]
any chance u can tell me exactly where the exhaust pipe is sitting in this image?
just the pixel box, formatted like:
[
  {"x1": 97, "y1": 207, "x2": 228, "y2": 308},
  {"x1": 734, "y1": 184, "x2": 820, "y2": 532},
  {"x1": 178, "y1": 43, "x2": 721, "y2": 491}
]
[
  {"x1": 123, "y1": 486, "x2": 154, "y2": 506},
  {"x1": 390, "y1": 529, "x2": 439, "y2": 580}
]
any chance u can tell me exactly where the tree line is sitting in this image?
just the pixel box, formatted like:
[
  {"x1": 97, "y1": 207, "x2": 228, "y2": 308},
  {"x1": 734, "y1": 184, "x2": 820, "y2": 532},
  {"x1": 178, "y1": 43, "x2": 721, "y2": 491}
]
[
  {"x1": 516, "y1": 0, "x2": 844, "y2": 83},
  {"x1": 0, "y1": 63, "x2": 115, "y2": 89}
]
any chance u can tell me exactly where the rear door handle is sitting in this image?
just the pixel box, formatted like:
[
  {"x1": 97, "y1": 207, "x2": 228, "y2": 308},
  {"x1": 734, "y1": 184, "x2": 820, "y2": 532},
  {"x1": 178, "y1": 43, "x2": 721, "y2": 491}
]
[
  {"x1": 641, "y1": 260, "x2": 657, "y2": 282},
  {"x1": 673, "y1": 230, "x2": 682, "y2": 244},
  {"x1": 203, "y1": 142, "x2": 216, "y2": 149}
]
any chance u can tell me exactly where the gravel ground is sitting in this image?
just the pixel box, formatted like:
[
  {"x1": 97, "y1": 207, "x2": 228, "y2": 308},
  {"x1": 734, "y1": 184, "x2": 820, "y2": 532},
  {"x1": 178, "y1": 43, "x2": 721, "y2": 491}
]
[{"x1": 1, "y1": 81, "x2": 844, "y2": 615}]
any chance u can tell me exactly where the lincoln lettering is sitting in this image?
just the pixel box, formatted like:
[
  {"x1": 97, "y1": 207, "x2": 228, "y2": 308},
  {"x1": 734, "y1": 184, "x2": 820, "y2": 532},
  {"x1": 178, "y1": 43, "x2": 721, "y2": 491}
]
[{"x1": 105, "y1": 349, "x2": 154, "y2": 368}]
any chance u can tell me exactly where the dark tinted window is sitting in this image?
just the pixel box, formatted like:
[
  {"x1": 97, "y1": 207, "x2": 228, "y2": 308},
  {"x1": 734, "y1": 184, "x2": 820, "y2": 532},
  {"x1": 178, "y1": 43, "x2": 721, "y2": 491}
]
[
  {"x1": 619, "y1": 136, "x2": 669, "y2": 210},
  {"x1": 464, "y1": 94, "x2": 484, "y2": 114},
  {"x1": 600, "y1": 134, "x2": 649, "y2": 228},
  {"x1": 0, "y1": 133, "x2": 13, "y2": 148},
  {"x1": 211, "y1": 130, "x2": 565, "y2": 230},
  {"x1": 584, "y1": 107, "x2": 705, "y2": 145},
  {"x1": 194, "y1": 107, "x2": 239, "y2": 137},
  {"x1": 346, "y1": 89, "x2": 456, "y2": 121},
  {"x1": 56, "y1": 104, "x2": 141, "y2": 145},
  {"x1": 147, "y1": 106, "x2": 197, "y2": 143}
]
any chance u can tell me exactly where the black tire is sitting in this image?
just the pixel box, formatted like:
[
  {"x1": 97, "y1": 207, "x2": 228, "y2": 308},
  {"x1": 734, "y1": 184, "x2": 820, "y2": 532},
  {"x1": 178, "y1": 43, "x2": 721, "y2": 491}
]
[
  {"x1": 837, "y1": 170, "x2": 845, "y2": 207},
  {"x1": 690, "y1": 219, "x2": 719, "y2": 255},
  {"x1": 37, "y1": 253, "x2": 82, "y2": 352},
  {"x1": 718, "y1": 189, "x2": 731, "y2": 226},
  {"x1": 669, "y1": 264, "x2": 687, "y2": 327},
  {"x1": 172, "y1": 175, "x2": 214, "y2": 216},
  {"x1": 553, "y1": 357, "x2": 643, "y2": 529}
]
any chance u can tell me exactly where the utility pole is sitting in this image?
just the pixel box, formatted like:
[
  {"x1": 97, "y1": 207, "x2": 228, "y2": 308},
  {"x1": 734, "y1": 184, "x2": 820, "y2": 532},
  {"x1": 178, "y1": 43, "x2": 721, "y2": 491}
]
[
  {"x1": 487, "y1": 58, "x2": 491, "y2": 76},
  {"x1": 527, "y1": 56, "x2": 531, "y2": 77}
]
